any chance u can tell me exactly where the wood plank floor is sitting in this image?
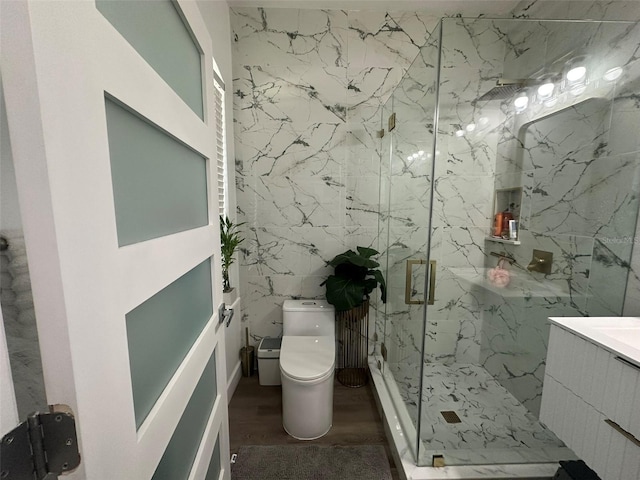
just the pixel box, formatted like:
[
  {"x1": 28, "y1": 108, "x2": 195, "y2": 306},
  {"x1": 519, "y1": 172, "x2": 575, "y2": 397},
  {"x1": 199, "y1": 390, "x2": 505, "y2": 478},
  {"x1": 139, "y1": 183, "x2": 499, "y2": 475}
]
[{"x1": 228, "y1": 375, "x2": 400, "y2": 480}]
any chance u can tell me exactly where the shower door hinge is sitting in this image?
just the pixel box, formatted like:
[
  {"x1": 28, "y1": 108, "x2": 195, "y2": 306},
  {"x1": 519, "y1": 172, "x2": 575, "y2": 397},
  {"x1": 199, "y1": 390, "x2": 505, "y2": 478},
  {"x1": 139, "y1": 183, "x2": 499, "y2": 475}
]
[
  {"x1": 388, "y1": 113, "x2": 396, "y2": 132},
  {"x1": 377, "y1": 129, "x2": 385, "y2": 138},
  {"x1": 381, "y1": 342, "x2": 387, "y2": 362},
  {"x1": 1, "y1": 406, "x2": 81, "y2": 480},
  {"x1": 432, "y1": 454, "x2": 445, "y2": 467}
]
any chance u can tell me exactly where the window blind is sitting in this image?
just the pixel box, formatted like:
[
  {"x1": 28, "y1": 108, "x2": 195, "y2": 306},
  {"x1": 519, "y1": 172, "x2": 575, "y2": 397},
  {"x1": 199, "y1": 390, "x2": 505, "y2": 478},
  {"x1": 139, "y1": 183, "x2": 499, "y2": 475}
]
[{"x1": 213, "y1": 71, "x2": 226, "y2": 217}]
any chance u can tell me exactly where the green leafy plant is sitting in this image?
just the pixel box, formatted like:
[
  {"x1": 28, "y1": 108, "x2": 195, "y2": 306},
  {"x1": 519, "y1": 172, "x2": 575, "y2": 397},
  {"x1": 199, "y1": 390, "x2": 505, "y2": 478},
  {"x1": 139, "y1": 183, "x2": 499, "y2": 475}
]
[
  {"x1": 220, "y1": 215, "x2": 245, "y2": 293},
  {"x1": 321, "y1": 246, "x2": 387, "y2": 312}
]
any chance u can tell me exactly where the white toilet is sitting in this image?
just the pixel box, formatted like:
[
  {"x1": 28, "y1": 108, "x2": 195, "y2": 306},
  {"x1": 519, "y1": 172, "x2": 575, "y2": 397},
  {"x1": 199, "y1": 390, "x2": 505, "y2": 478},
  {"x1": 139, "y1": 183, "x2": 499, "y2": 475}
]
[{"x1": 280, "y1": 299, "x2": 335, "y2": 440}]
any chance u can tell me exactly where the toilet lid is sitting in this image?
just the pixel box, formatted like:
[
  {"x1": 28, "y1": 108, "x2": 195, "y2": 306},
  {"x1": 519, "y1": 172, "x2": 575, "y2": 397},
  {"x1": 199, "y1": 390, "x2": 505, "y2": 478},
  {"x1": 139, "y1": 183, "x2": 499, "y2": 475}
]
[{"x1": 280, "y1": 336, "x2": 335, "y2": 381}]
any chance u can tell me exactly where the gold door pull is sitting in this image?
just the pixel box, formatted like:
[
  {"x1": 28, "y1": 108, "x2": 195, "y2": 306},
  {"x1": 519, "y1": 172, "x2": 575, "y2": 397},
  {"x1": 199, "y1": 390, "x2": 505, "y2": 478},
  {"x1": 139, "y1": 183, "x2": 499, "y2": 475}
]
[{"x1": 405, "y1": 259, "x2": 436, "y2": 305}]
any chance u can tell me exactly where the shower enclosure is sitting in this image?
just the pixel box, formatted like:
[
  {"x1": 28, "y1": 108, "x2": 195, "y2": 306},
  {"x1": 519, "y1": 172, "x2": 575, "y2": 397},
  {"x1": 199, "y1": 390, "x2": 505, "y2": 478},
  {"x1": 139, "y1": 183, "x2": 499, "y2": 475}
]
[{"x1": 377, "y1": 18, "x2": 640, "y2": 467}]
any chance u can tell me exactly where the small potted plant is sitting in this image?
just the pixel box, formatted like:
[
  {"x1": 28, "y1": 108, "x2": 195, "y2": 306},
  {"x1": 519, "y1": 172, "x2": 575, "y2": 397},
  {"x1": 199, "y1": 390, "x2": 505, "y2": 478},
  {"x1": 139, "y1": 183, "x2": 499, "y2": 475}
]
[
  {"x1": 220, "y1": 215, "x2": 245, "y2": 298},
  {"x1": 321, "y1": 246, "x2": 387, "y2": 311}
]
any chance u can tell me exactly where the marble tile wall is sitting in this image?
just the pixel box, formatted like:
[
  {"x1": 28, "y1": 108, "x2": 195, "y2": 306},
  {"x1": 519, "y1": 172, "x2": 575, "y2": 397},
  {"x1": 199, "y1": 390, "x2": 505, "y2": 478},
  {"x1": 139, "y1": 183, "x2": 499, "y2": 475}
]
[
  {"x1": 231, "y1": 9, "x2": 640, "y2": 414},
  {"x1": 231, "y1": 8, "x2": 438, "y2": 345},
  {"x1": 480, "y1": 19, "x2": 640, "y2": 416}
]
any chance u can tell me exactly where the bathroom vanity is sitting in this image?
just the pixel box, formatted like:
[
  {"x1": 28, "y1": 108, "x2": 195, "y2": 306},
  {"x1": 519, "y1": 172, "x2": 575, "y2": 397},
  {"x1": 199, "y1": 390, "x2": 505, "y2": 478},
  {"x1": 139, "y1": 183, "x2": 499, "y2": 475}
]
[{"x1": 540, "y1": 317, "x2": 640, "y2": 479}]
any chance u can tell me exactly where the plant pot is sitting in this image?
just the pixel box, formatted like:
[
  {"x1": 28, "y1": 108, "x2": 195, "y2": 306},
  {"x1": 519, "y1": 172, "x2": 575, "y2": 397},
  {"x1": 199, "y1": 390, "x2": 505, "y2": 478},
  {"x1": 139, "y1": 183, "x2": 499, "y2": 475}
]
[
  {"x1": 336, "y1": 300, "x2": 369, "y2": 387},
  {"x1": 223, "y1": 287, "x2": 237, "y2": 305}
]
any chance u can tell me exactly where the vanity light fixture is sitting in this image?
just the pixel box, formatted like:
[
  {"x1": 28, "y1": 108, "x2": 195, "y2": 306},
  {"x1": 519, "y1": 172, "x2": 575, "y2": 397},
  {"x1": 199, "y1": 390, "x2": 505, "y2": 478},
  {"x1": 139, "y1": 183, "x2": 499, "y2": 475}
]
[
  {"x1": 603, "y1": 66, "x2": 623, "y2": 82},
  {"x1": 514, "y1": 93, "x2": 529, "y2": 113},
  {"x1": 537, "y1": 82, "x2": 555, "y2": 100},
  {"x1": 566, "y1": 66, "x2": 586, "y2": 82},
  {"x1": 563, "y1": 56, "x2": 589, "y2": 94}
]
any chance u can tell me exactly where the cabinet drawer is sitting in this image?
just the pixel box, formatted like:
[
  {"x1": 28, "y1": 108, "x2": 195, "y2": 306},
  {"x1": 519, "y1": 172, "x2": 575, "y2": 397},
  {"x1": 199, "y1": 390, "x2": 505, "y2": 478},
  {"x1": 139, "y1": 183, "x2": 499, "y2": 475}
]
[{"x1": 602, "y1": 355, "x2": 640, "y2": 442}]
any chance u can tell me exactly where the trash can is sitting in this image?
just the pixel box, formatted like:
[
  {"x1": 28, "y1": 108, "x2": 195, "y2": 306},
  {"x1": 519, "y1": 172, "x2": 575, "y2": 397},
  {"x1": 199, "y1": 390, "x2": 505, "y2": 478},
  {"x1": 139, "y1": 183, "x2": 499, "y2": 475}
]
[{"x1": 258, "y1": 337, "x2": 282, "y2": 386}]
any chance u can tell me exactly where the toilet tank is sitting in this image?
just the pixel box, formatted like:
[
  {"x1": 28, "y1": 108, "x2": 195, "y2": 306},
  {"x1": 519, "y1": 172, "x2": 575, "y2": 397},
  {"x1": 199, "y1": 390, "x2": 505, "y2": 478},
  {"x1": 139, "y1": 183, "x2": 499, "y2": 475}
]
[{"x1": 283, "y1": 299, "x2": 335, "y2": 336}]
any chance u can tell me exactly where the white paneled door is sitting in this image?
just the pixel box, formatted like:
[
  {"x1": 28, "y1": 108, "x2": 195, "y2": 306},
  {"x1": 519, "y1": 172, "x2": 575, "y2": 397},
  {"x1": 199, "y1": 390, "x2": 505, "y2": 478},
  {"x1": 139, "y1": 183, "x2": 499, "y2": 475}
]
[{"x1": 1, "y1": 1, "x2": 230, "y2": 479}]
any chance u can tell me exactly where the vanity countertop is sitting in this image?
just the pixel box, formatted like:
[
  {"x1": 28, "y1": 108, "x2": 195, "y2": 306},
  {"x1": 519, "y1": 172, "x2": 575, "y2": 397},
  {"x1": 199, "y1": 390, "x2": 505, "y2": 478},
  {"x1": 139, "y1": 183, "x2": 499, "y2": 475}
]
[{"x1": 549, "y1": 317, "x2": 640, "y2": 368}]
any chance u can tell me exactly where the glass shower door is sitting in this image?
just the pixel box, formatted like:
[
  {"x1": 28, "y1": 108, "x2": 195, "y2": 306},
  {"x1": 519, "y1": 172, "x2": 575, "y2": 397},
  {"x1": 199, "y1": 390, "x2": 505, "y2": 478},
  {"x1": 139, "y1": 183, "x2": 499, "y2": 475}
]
[{"x1": 380, "y1": 26, "x2": 442, "y2": 462}]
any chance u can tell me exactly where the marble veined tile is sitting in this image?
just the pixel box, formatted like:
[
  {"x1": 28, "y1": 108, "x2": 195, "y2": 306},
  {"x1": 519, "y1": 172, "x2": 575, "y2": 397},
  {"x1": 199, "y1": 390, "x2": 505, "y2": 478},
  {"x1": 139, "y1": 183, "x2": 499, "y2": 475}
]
[
  {"x1": 433, "y1": 175, "x2": 494, "y2": 229},
  {"x1": 234, "y1": 122, "x2": 347, "y2": 178},
  {"x1": 439, "y1": 227, "x2": 488, "y2": 268},
  {"x1": 234, "y1": 65, "x2": 348, "y2": 127},
  {"x1": 520, "y1": 98, "x2": 611, "y2": 174},
  {"x1": 607, "y1": 95, "x2": 640, "y2": 158},
  {"x1": 388, "y1": 361, "x2": 569, "y2": 464},
  {"x1": 509, "y1": 0, "x2": 640, "y2": 21},
  {"x1": 388, "y1": 176, "x2": 432, "y2": 230},
  {"x1": 344, "y1": 123, "x2": 383, "y2": 178},
  {"x1": 347, "y1": 11, "x2": 432, "y2": 70},
  {"x1": 347, "y1": 66, "x2": 405, "y2": 123},
  {"x1": 586, "y1": 238, "x2": 634, "y2": 316},
  {"x1": 231, "y1": 8, "x2": 347, "y2": 68},
  {"x1": 528, "y1": 152, "x2": 640, "y2": 238},
  {"x1": 240, "y1": 274, "x2": 305, "y2": 343},
  {"x1": 239, "y1": 175, "x2": 345, "y2": 228},
  {"x1": 346, "y1": 175, "x2": 382, "y2": 227},
  {"x1": 440, "y1": 19, "x2": 506, "y2": 75}
]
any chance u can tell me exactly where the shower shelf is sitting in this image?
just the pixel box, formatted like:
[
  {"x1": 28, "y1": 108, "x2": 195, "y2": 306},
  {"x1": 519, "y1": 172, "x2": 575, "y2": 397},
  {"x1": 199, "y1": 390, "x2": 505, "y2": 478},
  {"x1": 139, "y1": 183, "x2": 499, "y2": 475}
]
[{"x1": 485, "y1": 236, "x2": 521, "y2": 245}]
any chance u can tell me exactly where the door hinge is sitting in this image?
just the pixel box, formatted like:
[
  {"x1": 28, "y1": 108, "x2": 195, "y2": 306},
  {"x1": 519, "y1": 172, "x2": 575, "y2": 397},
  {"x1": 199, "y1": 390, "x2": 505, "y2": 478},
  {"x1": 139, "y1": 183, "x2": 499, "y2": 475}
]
[
  {"x1": 388, "y1": 112, "x2": 396, "y2": 132},
  {"x1": 381, "y1": 342, "x2": 387, "y2": 362},
  {"x1": 1, "y1": 406, "x2": 81, "y2": 480}
]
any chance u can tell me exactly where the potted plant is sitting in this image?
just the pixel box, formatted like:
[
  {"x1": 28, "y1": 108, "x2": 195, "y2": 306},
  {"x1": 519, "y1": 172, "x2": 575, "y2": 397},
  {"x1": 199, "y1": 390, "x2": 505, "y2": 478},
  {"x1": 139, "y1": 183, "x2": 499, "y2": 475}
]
[
  {"x1": 220, "y1": 215, "x2": 245, "y2": 295},
  {"x1": 322, "y1": 246, "x2": 386, "y2": 387},
  {"x1": 321, "y1": 246, "x2": 387, "y2": 311}
]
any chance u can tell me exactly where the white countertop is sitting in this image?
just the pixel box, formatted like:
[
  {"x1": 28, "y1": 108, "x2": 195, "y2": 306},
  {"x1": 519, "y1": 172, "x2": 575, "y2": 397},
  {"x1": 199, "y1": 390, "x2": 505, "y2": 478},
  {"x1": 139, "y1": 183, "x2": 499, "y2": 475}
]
[{"x1": 549, "y1": 317, "x2": 640, "y2": 368}]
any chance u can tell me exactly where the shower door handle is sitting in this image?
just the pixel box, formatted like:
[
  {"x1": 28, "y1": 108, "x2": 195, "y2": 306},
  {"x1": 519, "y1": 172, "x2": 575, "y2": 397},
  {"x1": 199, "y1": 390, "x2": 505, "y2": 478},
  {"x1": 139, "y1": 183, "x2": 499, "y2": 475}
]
[{"x1": 405, "y1": 259, "x2": 436, "y2": 305}]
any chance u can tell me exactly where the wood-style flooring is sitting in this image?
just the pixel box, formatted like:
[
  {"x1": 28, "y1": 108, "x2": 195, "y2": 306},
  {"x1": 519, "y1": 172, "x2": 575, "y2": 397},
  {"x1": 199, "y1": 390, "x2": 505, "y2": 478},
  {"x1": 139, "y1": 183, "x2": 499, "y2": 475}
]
[{"x1": 228, "y1": 375, "x2": 400, "y2": 480}]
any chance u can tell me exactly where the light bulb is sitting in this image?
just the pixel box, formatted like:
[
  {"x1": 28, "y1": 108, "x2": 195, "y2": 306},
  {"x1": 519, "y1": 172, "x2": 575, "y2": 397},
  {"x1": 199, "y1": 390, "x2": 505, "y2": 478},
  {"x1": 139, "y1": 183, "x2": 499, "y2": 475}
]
[
  {"x1": 418, "y1": 150, "x2": 425, "y2": 156},
  {"x1": 567, "y1": 66, "x2": 586, "y2": 82},
  {"x1": 465, "y1": 123, "x2": 476, "y2": 132},
  {"x1": 455, "y1": 130, "x2": 465, "y2": 137},
  {"x1": 603, "y1": 67, "x2": 623, "y2": 82},
  {"x1": 514, "y1": 94, "x2": 529, "y2": 112},
  {"x1": 537, "y1": 82, "x2": 555, "y2": 99},
  {"x1": 478, "y1": 117, "x2": 489, "y2": 127}
]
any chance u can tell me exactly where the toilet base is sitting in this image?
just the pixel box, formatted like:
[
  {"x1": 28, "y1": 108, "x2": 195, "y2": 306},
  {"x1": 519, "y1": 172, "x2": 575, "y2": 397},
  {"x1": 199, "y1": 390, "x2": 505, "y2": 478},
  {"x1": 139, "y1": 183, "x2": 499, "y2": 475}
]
[
  {"x1": 281, "y1": 368, "x2": 334, "y2": 440},
  {"x1": 283, "y1": 422, "x2": 332, "y2": 441}
]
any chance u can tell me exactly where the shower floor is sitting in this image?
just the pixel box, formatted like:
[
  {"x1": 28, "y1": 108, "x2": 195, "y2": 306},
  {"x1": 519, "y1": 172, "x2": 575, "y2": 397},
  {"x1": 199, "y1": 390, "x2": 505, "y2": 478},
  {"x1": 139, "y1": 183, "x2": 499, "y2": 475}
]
[{"x1": 389, "y1": 362, "x2": 575, "y2": 465}]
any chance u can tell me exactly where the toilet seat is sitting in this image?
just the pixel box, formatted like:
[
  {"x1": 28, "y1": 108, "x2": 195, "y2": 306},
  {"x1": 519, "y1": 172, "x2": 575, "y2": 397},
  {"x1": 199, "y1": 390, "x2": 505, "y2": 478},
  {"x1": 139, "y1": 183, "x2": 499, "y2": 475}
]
[{"x1": 280, "y1": 336, "x2": 335, "y2": 382}]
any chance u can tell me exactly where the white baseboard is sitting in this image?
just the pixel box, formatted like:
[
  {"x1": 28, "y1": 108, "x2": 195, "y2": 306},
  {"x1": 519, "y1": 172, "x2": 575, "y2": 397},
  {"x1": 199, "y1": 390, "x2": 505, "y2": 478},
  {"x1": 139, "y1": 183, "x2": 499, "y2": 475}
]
[{"x1": 227, "y1": 359, "x2": 241, "y2": 403}]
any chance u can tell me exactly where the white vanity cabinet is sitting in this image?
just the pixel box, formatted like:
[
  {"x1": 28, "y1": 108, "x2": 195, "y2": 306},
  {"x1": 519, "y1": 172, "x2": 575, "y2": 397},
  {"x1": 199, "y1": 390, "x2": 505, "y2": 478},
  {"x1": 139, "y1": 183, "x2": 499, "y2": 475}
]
[{"x1": 540, "y1": 317, "x2": 640, "y2": 480}]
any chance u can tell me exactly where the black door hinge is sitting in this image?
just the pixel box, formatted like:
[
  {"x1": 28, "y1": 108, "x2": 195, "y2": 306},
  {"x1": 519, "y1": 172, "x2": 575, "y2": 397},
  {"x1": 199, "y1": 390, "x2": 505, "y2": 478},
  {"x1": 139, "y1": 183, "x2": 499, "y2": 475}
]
[{"x1": 1, "y1": 406, "x2": 81, "y2": 480}]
